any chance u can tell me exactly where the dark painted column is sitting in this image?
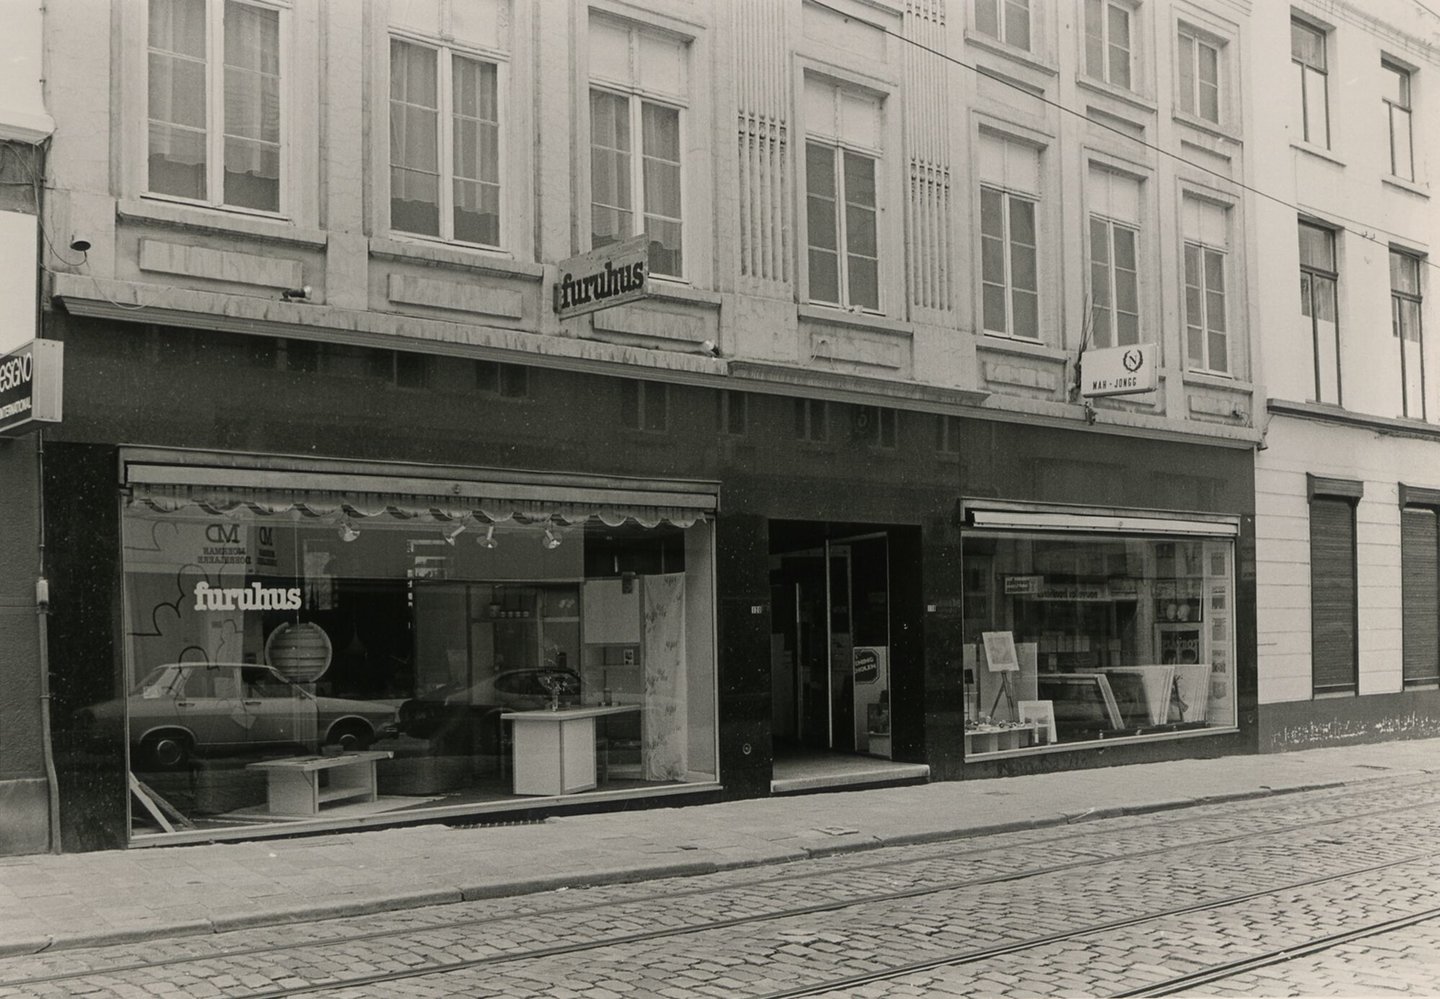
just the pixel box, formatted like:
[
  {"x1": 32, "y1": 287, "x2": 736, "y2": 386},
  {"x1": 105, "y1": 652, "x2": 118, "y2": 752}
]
[
  {"x1": 0, "y1": 433, "x2": 47, "y2": 853},
  {"x1": 45, "y1": 443, "x2": 127, "y2": 851},
  {"x1": 714, "y1": 511, "x2": 771, "y2": 799},
  {"x1": 919, "y1": 509, "x2": 966, "y2": 780}
]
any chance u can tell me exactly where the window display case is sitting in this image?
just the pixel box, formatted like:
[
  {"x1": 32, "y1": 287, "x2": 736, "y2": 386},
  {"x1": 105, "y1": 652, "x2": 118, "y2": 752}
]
[{"x1": 960, "y1": 522, "x2": 1238, "y2": 756}]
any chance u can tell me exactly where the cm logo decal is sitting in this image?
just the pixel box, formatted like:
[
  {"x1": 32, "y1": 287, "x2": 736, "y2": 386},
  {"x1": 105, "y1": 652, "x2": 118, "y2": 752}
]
[{"x1": 205, "y1": 523, "x2": 241, "y2": 544}]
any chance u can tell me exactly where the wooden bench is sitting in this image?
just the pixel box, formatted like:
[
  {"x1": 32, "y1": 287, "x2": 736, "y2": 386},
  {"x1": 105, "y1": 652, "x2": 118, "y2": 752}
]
[{"x1": 247, "y1": 751, "x2": 393, "y2": 816}]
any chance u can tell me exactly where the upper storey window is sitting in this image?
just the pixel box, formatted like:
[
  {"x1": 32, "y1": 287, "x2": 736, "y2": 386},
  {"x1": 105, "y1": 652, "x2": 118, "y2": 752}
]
[
  {"x1": 978, "y1": 133, "x2": 1040, "y2": 340},
  {"x1": 589, "y1": 16, "x2": 688, "y2": 279},
  {"x1": 975, "y1": 0, "x2": 1030, "y2": 52},
  {"x1": 1383, "y1": 60, "x2": 1414, "y2": 182},
  {"x1": 147, "y1": 0, "x2": 283, "y2": 212},
  {"x1": 1299, "y1": 221, "x2": 1340, "y2": 405},
  {"x1": 1177, "y1": 27, "x2": 1221, "y2": 124},
  {"x1": 1087, "y1": 167, "x2": 1143, "y2": 349},
  {"x1": 804, "y1": 78, "x2": 883, "y2": 313},
  {"x1": 389, "y1": 40, "x2": 502, "y2": 246},
  {"x1": 1084, "y1": 0, "x2": 1133, "y2": 91},
  {"x1": 1291, "y1": 19, "x2": 1330, "y2": 149}
]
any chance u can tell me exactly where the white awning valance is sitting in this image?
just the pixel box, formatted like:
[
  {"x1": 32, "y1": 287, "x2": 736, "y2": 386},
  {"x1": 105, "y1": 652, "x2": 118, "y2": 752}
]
[{"x1": 125, "y1": 465, "x2": 716, "y2": 530}]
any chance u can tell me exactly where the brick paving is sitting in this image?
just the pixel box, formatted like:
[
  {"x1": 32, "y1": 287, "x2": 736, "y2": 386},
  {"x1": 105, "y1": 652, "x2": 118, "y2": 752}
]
[
  {"x1": 0, "y1": 742, "x2": 1439, "y2": 996},
  {"x1": 3, "y1": 773, "x2": 1440, "y2": 996}
]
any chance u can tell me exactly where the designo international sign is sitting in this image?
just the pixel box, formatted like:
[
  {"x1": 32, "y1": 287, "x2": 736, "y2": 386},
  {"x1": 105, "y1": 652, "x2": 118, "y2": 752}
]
[
  {"x1": 553, "y1": 234, "x2": 650, "y2": 320},
  {"x1": 0, "y1": 339, "x2": 63, "y2": 436},
  {"x1": 1081, "y1": 342, "x2": 1158, "y2": 398}
]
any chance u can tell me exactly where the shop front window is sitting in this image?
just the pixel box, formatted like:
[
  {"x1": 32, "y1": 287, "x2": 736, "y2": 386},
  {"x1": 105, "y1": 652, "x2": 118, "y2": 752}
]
[
  {"x1": 100, "y1": 479, "x2": 717, "y2": 840},
  {"x1": 961, "y1": 530, "x2": 1236, "y2": 756}
]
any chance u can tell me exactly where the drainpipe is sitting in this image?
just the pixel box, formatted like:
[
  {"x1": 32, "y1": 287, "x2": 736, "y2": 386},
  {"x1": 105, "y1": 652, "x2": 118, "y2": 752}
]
[
  {"x1": 31, "y1": 136, "x2": 61, "y2": 853},
  {"x1": 35, "y1": 434, "x2": 59, "y2": 854}
]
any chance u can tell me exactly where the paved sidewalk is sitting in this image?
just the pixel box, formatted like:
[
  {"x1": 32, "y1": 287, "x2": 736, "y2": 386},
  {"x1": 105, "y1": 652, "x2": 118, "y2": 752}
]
[{"x1": 1, "y1": 739, "x2": 1437, "y2": 957}]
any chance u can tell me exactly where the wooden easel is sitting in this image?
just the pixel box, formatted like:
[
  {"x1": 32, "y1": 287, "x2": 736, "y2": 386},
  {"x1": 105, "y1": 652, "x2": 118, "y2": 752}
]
[{"x1": 988, "y1": 670, "x2": 1018, "y2": 721}]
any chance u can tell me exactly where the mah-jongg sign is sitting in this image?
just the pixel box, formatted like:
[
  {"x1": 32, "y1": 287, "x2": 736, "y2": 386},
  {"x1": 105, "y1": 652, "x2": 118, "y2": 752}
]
[
  {"x1": 0, "y1": 339, "x2": 62, "y2": 436},
  {"x1": 553, "y1": 234, "x2": 649, "y2": 320},
  {"x1": 1080, "y1": 342, "x2": 1158, "y2": 398}
]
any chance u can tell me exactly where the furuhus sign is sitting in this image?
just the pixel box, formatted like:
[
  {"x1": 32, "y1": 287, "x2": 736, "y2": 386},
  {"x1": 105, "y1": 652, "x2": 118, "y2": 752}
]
[{"x1": 553, "y1": 234, "x2": 650, "y2": 320}]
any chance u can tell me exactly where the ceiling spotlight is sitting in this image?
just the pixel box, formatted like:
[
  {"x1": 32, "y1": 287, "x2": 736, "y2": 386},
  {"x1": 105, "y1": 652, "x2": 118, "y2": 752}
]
[
  {"x1": 69, "y1": 238, "x2": 91, "y2": 254},
  {"x1": 441, "y1": 519, "x2": 467, "y2": 545},
  {"x1": 337, "y1": 518, "x2": 361, "y2": 543},
  {"x1": 542, "y1": 525, "x2": 562, "y2": 550},
  {"x1": 477, "y1": 524, "x2": 498, "y2": 549}
]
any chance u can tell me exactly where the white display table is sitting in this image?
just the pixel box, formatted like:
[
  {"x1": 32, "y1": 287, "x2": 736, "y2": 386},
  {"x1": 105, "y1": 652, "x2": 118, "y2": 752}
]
[
  {"x1": 502, "y1": 705, "x2": 641, "y2": 796},
  {"x1": 247, "y1": 751, "x2": 393, "y2": 816}
]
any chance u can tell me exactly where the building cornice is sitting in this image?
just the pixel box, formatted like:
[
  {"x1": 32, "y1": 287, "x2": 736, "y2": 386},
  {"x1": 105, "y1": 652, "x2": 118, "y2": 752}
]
[
  {"x1": 52, "y1": 274, "x2": 1260, "y2": 449},
  {"x1": 1268, "y1": 398, "x2": 1440, "y2": 442}
]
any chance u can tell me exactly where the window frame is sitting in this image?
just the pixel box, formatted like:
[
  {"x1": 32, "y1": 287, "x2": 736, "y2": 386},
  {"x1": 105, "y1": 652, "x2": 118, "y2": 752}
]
[
  {"x1": 620, "y1": 379, "x2": 669, "y2": 433},
  {"x1": 1382, "y1": 59, "x2": 1415, "y2": 182},
  {"x1": 144, "y1": 0, "x2": 290, "y2": 217},
  {"x1": 980, "y1": 184, "x2": 1040, "y2": 340},
  {"x1": 1083, "y1": 0, "x2": 1136, "y2": 92},
  {"x1": 1088, "y1": 213, "x2": 1142, "y2": 350},
  {"x1": 974, "y1": 0, "x2": 1032, "y2": 53},
  {"x1": 1391, "y1": 248, "x2": 1425, "y2": 421},
  {"x1": 717, "y1": 390, "x2": 748, "y2": 436},
  {"x1": 1299, "y1": 221, "x2": 1342, "y2": 406},
  {"x1": 805, "y1": 138, "x2": 881, "y2": 314},
  {"x1": 1183, "y1": 238, "x2": 1229, "y2": 375},
  {"x1": 387, "y1": 32, "x2": 508, "y2": 250},
  {"x1": 1291, "y1": 17, "x2": 1331, "y2": 149},
  {"x1": 794, "y1": 398, "x2": 828, "y2": 443},
  {"x1": 586, "y1": 19, "x2": 690, "y2": 281},
  {"x1": 1176, "y1": 25, "x2": 1223, "y2": 125}
]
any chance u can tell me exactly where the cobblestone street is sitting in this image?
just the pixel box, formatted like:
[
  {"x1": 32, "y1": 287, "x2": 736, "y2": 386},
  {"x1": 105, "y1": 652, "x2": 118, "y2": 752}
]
[{"x1": 4, "y1": 775, "x2": 1440, "y2": 997}]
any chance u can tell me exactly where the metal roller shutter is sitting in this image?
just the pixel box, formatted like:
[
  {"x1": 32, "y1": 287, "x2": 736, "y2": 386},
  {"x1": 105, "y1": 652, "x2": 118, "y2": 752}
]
[
  {"x1": 1310, "y1": 496, "x2": 1357, "y2": 693},
  {"x1": 1402, "y1": 507, "x2": 1439, "y2": 685}
]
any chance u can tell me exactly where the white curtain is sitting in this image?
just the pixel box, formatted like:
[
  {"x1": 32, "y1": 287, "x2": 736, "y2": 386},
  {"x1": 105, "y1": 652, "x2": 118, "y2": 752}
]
[
  {"x1": 641, "y1": 573, "x2": 686, "y2": 781},
  {"x1": 222, "y1": 1, "x2": 281, "y2": 177}
]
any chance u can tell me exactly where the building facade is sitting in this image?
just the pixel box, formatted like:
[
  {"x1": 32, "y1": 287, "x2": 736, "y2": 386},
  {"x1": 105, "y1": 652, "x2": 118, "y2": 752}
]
[
  {"x1": 1250, "y1": 0, "x2": 1440, "y2": 750},
  {"x1": 7, "y1": 0, "x2": 1265, "y2": 853}
]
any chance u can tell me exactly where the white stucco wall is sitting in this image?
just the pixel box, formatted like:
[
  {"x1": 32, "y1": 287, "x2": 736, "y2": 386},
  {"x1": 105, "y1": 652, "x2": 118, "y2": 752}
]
[
  {"x1": 0, "y1": 0, "x2": 52, "y2": 142},
  {"x1": 1252, "y1": 416, "x2": 1440, "y2": 704}
]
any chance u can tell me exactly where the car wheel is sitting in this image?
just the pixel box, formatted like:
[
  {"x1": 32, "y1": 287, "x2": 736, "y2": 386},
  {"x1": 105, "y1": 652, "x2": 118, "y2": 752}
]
[
  {"x1": 325, "y1": 721, "x2": 373, "y2": 752},
  {"x1": 140, "y1": 731, "x2": 192, "y2": 770}
]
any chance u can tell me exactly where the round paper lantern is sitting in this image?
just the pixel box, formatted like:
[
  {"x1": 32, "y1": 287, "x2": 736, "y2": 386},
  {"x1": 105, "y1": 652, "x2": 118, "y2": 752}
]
[{"x1": 265, "y1": 621, "x2": 333, "y2": 683}]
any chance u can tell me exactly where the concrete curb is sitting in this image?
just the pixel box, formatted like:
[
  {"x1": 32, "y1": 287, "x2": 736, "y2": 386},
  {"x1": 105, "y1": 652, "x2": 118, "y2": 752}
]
[{"x1": 1, "y1": 767, "x2": 1431, "y2": 960}]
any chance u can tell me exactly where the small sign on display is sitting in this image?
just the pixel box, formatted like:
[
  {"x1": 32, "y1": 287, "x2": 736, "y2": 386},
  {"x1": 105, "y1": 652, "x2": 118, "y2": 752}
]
[
  {"x1": 0, "y1": 339, "x2": 62, "y2": 436},
  {"x1": 1081, "y1": 342, "x2": 1158, "y2": 398}
]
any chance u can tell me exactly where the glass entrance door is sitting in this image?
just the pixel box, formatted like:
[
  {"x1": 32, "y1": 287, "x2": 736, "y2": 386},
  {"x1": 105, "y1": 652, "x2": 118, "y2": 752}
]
[{"x1": 771, "y1": 533, "x2": 890, "y2": 756}]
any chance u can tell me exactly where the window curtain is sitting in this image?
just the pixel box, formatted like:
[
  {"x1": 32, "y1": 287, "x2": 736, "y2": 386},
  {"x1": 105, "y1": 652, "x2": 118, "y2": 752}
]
[
  {"x1": 641, "y1": 102, "x2": 682, "y2": 275},
  {"x1": 390, "y1": 40, "x2": 440, "y2": 233},
  {"x1": 149, "y1": 0, "x2": 208, "y2": 172},
  {"x1": 222, "y1": 1, "x2": 280, "y2": 208},
  {"x1": 452, "y1": 57, "x2": 500, "y2": 245},
  {"x1": 590, "y1": 89, "x2": 632, "y2": 247},
  {"x1": 641, "y1": 573, "x2": 687, "y2": 781}
]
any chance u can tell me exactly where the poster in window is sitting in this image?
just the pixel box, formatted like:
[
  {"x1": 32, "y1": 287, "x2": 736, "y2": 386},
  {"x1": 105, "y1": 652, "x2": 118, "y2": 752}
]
[
  {"x1": 1159, "y1": 626, "x2": 1202, "y2": 665},
  {"x1": 982, "y1": 631, "x2": 1019, "y2": 672}
]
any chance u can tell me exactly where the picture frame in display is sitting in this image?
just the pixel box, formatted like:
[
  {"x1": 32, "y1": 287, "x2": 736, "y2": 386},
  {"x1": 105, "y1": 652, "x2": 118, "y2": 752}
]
[{"x1": 1018, "y1": 699, "x2": 1058, "y2": 745}]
